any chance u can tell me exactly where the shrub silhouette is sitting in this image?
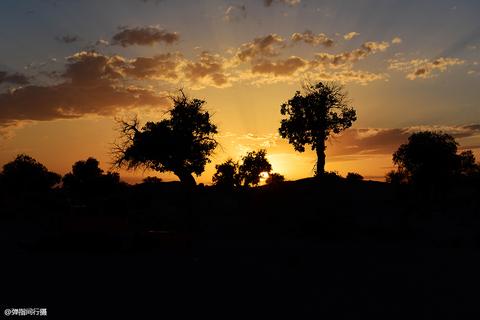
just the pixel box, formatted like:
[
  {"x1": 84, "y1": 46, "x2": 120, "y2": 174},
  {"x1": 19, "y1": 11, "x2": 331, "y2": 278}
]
[
  {"x1": 141, "y1": 176, "x2": 163, "y2": 185},
  {"x1": 63, "y1": 157, "x2": 120, "y2": 194},
  {"x1": 113, "y1": 90, "x2": 218, "y2": 187},
  {"x1": 265, "y1": 172, "x2": 285, "y2": 185},
  {"x1": 238, "y1": 149, "x2": 272, "y2": 187},
  {"x1": 279, "y1": 81, "x2": 357, "y2": 176},
  {"x1": 346, "y1": 172, "x2": 363, "y2": 181},
  {"x1": 212, "y1": 159, "x2": 241, "y2": 189},
  {"x1": 0, "y1": 154, "x2": 60, "y2": 192},
  {"x1": 391, "y1": 131, "x2": 468, "y2": 185}
]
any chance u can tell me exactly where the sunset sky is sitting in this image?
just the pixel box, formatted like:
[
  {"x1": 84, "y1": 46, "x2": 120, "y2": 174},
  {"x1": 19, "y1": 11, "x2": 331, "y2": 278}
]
[{"x1": 1, "y1": 0, "x2": 479, "y2": 184}]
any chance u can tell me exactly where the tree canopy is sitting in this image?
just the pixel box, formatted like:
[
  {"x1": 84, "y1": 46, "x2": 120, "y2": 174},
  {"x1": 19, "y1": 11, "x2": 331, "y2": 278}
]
[
  {"x1": 113, "y1": 91, "x2": 218, "y2": 186},
  {"x1": 238, "y1": 149, "x2": 272, "y2": 187},
  {"x1": 279, "y1": 81, "x2": 356, "y2": 176},
  {"x1": 213, "y1": 150, "x2": 274, "y2": 188},
  {"x1": 391, "y1": 131, "x2": 479, "y2": 185},
  {"x1": 0, "y1": 154, "x2": 61, "y2": 192},
  {"x1": 63, "y1": 157, "x2": 120, "y2": 194},
  {"x1": 212, "y1": 159, "x2": 241, "y2": 189}
]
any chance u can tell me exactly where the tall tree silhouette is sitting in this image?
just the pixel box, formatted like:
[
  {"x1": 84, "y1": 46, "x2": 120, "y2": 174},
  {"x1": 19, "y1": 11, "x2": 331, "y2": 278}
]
[
  {"x1": 279, "y1": 82, "x2": 356, "y2": 176},
  {"x1": 392, "y1": 131, "x2": 460, "y2": 185},
  {"x1": 238, "y1": 149, "x2": 272, "y2": 187},
  {"x1": 0, "y1": 154, "x2": 61, "y2": 192},
  {"x1": 113, "y1": 91, "x2": 218, "y2": 186}
]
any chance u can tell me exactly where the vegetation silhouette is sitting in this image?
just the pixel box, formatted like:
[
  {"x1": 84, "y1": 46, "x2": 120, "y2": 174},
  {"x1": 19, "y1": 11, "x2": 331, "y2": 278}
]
[
  {"x1": 346, "y1": 172, "x2": 364, "y2": 181},
  {"x1": 238, "y1": 149, "x2": 272, "y2": 186},
  {"x1": 279, "y1": 81, "x2": 356, "y2": 176},
  {"x1": 389, "y1": 131, "x2": 478, "y2": 186},
  {"x1": 2, "y1": 88, "x2": 480, "y2": 318},
  {"x1": 265, "y1": 172, "x2": 285, "y2": 185},
  {"x1": 63, "y1": 157, "x2": 121, "y2": 196},
  {"x1": 0, "y1": 154, "x2": 60, "y2": 193},
  {"x1": 212, "y1": 159, "x2": 241, "y2": 189},
  {"x1": 212, "y1": 149, "x2": 274, "y2": 188},
  {"x1": 113, "y1": 90, "x2": 218, "y2": 187}
]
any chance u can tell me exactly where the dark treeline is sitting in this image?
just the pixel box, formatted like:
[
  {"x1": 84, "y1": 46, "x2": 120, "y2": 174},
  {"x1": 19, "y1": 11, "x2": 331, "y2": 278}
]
[{"x1": 2, "y1": 82, "x2": 480, "y2": 317}]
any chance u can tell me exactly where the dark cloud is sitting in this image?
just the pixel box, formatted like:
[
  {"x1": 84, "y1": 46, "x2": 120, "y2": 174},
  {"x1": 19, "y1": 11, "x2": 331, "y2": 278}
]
[
  {"x1": 112, "y1": 26, "x2": 179, "y2": 47},
  {"x1": 0, "y1": 51, "x2": 167, "y2": 126},
  {"x1": 0, "y1": 71, "x2": 30, "y2": 85},
  {"x1": 55, "y1": 34, "x2": 80, "y2": 44}
]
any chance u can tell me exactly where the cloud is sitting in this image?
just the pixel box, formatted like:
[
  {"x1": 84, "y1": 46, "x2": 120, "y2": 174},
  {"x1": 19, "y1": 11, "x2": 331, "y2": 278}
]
[
  {"x1": 55, "y1": 34, "x2": 80, "y2": 44},
  {"x1": 328, "y1": 124, "x2": 480, "y2": 158},
  {"x1": 111, "y1": 26, "x2": 179, "y2": 47},
  {"x1": 236, "y1": 34, "x2": 285, "y2": 61},
  {"x1": 124, "y1": 53, "x2": 182, "y2": 80},
  {"x1": 389, "y1": 57, "x2": 465, "y2": 80},
  {"x1": 344, "y1": 32, "x2": 360, "y2": 40},
  {"x1": 0, "y1": 71, "x2": 30, "y2": 85},
  {"x1": 251, "y1": 56, "x2": 308, "y2": 76},
  {"x1": 313, "y1": 41, "x2": 390, "y2": 67},
  {"x1": 291, "y1": 30, "x2": 334, "y2": 47},
  {"x1": 311, "y1": 69, "x2": 387, "y2": 85},
  {"x1": 263, "y1": 0, "x2": 300, "y2": 7},
  {"x1": 223, "y1": 5, "x2": 247, "y2": 22},
  {"x1": 182, "y1": 51, "x2": 229, "y2": 87},
  {"x1": 0, "y1": 51, "x2": 168, "y2": 126},
  {"x1": 391, "y1": 37, "x2": 402, "y2": 44},
  {"x1": 95, "y1": 39, "x2": 110, "y2": 46}
]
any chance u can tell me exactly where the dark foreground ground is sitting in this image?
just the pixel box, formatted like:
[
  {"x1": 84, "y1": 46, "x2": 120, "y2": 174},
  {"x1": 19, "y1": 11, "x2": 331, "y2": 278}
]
[{"x1": 1, "y1": 177, "x2": 480, "y2": 318}]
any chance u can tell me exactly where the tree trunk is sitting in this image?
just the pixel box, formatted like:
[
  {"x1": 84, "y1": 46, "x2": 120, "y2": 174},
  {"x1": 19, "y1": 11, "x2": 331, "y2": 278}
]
[
  {"x1": 175, "y1": 170, "x2": 196, "y2": 187},
  {"x1": 316, "y1": 141, "x2": 326, "y2": 176}
]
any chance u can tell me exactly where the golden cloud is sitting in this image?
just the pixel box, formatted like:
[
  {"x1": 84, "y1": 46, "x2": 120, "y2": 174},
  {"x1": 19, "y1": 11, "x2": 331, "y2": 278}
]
[
  {"x1": 313, "y1": 41, "x2": 390, "y2": 67},
  {"x1": 291, "y1": 30, "x2": 334, "y2": 47},
  {"x1": 236, "y1": 34, "x2": 285, "y2": 62},
  {"x1": 389, "y1": 57, "x2": 464, "y2": 80},
  {"x1": 251, "y1": 56, "x2": 308, "y2": 76}
]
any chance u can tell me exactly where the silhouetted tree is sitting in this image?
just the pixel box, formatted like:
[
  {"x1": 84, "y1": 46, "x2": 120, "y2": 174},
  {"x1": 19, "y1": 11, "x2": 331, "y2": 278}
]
[
  {"x1": 279, "y1": 82, "x2": 357, "y2": 176},
  {"x1": 0, "y1": 154, "x2": 61, "y2": 192},
  {"x1": 392, "y1": 131, "x2": 460, "y2": 185},
  {"x1": 385, "y1": 169, "x2": 409, "y2": 185},
  {"x1": 63, "y1": 157, "x2": 120, "y2": 194},
  {"x1": 238, "y1": 149, "x2": 272, "y2": 187},
  {"x1": 458, "y1": 150, "x2": 480, "y2": 176},
  {"x1": 212, "y1": 159, "x2": 241, "y2": 188},
  {"x1": 346, "y1": 172, "x2": 363, "y2": 181},
  {"x1": 113, "y1": 91, "x2": 218, "y2": 187},
  {"x1": 265, "y1": 172, "x2": 285, "y2": 185}
]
